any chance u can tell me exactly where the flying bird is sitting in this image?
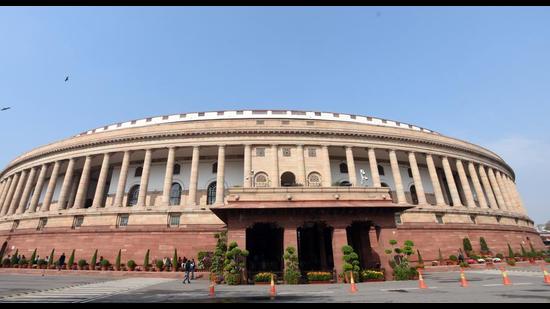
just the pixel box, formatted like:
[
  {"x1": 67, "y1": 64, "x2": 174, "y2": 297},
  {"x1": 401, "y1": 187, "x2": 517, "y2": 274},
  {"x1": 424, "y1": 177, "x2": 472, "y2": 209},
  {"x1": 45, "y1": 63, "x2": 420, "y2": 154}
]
[
  {"x1": 1, "y1": 107, "x2": 10, "y2": 111},
  {"x1": 65, "y1": 76, "x2": 69, "y2": 82}
]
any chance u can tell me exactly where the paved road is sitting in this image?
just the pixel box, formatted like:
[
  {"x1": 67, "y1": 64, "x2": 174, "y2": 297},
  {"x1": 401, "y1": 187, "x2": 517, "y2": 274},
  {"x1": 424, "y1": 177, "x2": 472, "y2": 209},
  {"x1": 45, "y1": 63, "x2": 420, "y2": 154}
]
[{"x1": 0, "y1": 267, "x2": 548, "y2": 302}]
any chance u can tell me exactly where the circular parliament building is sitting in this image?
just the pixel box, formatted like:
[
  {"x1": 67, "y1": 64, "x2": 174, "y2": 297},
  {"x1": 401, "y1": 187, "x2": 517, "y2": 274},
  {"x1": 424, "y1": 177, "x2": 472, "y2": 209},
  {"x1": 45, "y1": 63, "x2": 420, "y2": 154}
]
[{"x1": 0, "y1": 110, "x2": 544, "y2": 275}]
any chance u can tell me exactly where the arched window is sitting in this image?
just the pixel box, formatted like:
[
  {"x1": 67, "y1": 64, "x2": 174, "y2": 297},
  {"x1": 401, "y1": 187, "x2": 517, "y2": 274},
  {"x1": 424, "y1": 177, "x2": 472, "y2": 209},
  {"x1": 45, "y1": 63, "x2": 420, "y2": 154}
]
[
  {"x1": 339, "y1": 163, "x2": 348, "y2": 174},
  {"x1": 173, "y1": 164, "x2": 181, "y2": 175},
  {"x1": 254, "y1": 172, "x2": 269, "y2": 187},
  {"x1": 212, "y1": 162, "x2": 218, "y2": 174},
  {"x1": 134, "y1": 167, "x2": 143, "y2": 177},
  {"x1": 127, "y1": 185, "x2": 140, "y2": 207},
  {"x1": 280, "y1": 172, "x2": 296, "y2": 187},
  {"x1": 169, "y1": 183, "x2": 182, "y2": 206},
  {"x1": 410, "y1": 185, "x2": 419, "y2": 205},
  {"x1": 339, "y1": 180, "x2": 352, "y2": 187},
  {"x1": 207, "y1": 182, "x2": 217, "y2": 205},
  {"x1": 307, "y1": 172, "x2": 322, "y2": 187},
  {"x1": 378, "y1": 165, "x2": 385, "y2": 176}
]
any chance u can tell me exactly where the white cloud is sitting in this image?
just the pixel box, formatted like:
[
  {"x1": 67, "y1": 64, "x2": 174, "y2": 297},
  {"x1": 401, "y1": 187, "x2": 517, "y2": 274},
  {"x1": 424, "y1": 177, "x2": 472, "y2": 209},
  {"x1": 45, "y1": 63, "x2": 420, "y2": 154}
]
[{"x1": 483, "y1": 136, "x2": 550, "y2": 225}]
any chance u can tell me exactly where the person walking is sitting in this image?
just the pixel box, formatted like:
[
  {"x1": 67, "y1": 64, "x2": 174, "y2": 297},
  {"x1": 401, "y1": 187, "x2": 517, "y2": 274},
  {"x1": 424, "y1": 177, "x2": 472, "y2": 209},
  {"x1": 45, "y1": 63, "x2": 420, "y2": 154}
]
[
  {"x1": 58, "y1": 252, "x2": 66, "y2": 271},
  {"x1": 190, "y1": 258, "x2": 196, "y2": 280},
  {"x1": 182, "y1": 259, "x2": 191, "y2": 284}
]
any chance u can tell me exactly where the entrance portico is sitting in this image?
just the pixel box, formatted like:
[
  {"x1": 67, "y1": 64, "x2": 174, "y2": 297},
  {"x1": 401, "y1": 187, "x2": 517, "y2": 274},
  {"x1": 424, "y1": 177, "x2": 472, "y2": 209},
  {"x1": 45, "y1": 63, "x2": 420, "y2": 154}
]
[{"x1": 210, "y1": 187, "x2": 411, "y2": 281}]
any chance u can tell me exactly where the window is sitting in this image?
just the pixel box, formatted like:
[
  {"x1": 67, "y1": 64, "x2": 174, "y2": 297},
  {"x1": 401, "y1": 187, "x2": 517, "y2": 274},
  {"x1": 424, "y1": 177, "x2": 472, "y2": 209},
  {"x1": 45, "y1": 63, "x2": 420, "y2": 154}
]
[
  {"x1": 308, "y1": 148, "x2": 317, "y2": 157},
  {"x1": 134, "y1": 167, "x2": 143, "y2": 177},
  {"x1": 127, "y1": 185, "x2": 140, "y2": 207},
  {"x1": 435, "y1": 214, "x2": 444, "y2": 224},
  {"x1": 207, "y1": 182, "x2": 217, "y2": 205},
  {"x1": 72, "y1": 216, "x2": 84, "y2": 229},
  {"x1": 169, "y1": 213, "x2": 181, "y2": 227},
  {"x1": 395, "y1": 213, "x2": 402, "y2": 225},
  {"x1": 407, "y1": 168, "x2": 413, "y2": 178},
  {"x1": 280, "y1": 172, "x2": 296, "y2": 187},
  {"x1": 282, "y1": 147, "x2": 291, "y2": 157},
  {"x1": 169, "y1": 183, "x2": 182, "y2": 206},
  {"x1": 410, "y1": 185, "x2": 418, "y2": 205},
  {"x1": 173, "y1": 164, "x2": 181, "y2": 175},
  {"x1": 117, "y1": 214, "x2": 129, "y2": 227},
  {"x1": 37, "y1": 218, "x2": 48, "y2": 231},
  {"x1": 11, "y1": 220, "x2": 19, "y2": 232},
  {"x1": 307, "y1": 172, "x2": 322, "y2": 187},
  {"x1": 212, "y1": 162, "x2": 218, "y2": 174},
  {"x1": 378, "y1": 165, "x2": 385, "y2": 176},
  {"x1": 339, "y1": 163, "x2": 348, "y2": 174},
  {"x1": 256, "y1": 147, "x2": 265, "y2": 157},
  {"x1": 254, "y1": 172, "x2": 269, "y2": 187}
]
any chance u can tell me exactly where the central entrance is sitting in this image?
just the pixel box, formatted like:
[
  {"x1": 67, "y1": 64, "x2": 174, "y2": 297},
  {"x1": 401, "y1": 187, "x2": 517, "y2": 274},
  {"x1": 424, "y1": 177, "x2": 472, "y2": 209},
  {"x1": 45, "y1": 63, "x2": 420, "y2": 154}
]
[
  {"x1": 346, "y1": 221, "x2": 381, "y2": 269},
  {"x1": 297, "y1": 222, "x2": 334, "y2": 272},
  {"x1": 246, "y1": 223, "x2": 284, "y2": 274}
]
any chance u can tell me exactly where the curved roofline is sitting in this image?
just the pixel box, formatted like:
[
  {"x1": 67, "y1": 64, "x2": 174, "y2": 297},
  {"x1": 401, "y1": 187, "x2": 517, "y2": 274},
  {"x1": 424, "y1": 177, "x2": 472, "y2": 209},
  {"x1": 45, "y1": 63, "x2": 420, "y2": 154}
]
[{"x1": 76, "y1": 109, "x2": 439, "y2": 137}]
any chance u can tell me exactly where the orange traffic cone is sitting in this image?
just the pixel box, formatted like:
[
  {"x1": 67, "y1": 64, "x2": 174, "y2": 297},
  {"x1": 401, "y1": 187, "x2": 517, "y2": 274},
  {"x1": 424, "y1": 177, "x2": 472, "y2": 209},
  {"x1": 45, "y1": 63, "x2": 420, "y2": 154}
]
[
  {"x1": 541, "y1": 264, "x2": 550, "y2": 284},
  {"x1": 500, "y1": 267, "x2": 512, "y2": 286},
  {"x1": 459, "y1": 268, "x2": 469, "y2": 288},
  {"x1": 418, "y1": 269, "x2": 428, "y2": 289},
  {"x1": 209, "y1": 275, "x2": 216, "y2": 297},
  {"x1": 270, "y1": 274, "x2": 276, "y2": 298},
  {"x1": 350, "y1": 271, "x2": 358, "y2": 293}
]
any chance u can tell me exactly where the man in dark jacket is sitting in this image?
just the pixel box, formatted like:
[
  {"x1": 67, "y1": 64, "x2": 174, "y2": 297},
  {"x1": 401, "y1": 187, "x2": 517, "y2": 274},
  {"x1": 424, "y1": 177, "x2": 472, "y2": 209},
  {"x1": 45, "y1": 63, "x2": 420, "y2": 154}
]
[
  {"x1": 182, "y1": 260, "x2": 191, "y2": 284},
  {"x1": 58, "y1": 253, "x2": 66, "y2": 271}
]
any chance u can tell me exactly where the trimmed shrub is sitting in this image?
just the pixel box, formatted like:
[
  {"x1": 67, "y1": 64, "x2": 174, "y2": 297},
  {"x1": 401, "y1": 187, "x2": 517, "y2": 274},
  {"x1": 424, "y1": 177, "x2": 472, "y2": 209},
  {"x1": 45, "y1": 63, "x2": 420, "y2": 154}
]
[
  {"x1": 307, "y1": 272, "x2": 333, "y2": 282},
  {"x1": 100, "y1": 259, "x2": 110, "y2": 269},
  {"x1": 360, "y1": 270, "x2": 384, "y2": 281},
  {"x1": 77, "y1": 259, "x2": 87, "y2": 269},
  {"x1": 283, "y1": 246, "x2": 300, "y2": 284},
  {"x1": 48, "y1": 249, "x2": 55, "y2": 267},
  {"x1": 342, "y1": 245, "x2": 360, "y2": 281},
  {"x1": 172, "y1": 249, "x2": 178, "y2": 271},
  {"x1": 507, "y1": 258, "x2": 516, "y2": 266},
  {"x1": 29, "y1": 249, "x2": 37, "y2": 265},
  {"x1": 90, "y1": 249, "x2": 98, "y2": 270},
  {"x1": 417, "y1": 249, "x2": 424, "y2": 267},
  {"x1": 507, "y1": 243, "x2": 514, "y2": 258},
  {"x1": 155, "y1": 259, "x2": 164, "y2": 271},
  {"x1": 463, "y1": 238, "x2": 473, "y2": 255},
  {"x1": 115, "y1": 250, "x2": 121, "y2": 270},
  {"x1": 143, "y1": 249, "x2": 150, "y2": 270},
  {"x1": 479, "y1": 237, "x2": 490, "y2": 254},
  {"x1": 449, "y1": 255, "x2": 458, "y2": 262},
  {"x1": 68, "y1": 250, "x2": 75, "y2": 269},
  {"x1": 254, "y1": 272, "x2": 276, "y2": 283},
  {"x1": 2, "y1": 258, "x2": 11, "y2": 267},
  {"x1": 127, "y1": 260, "x2": 136, "y2": 270}
]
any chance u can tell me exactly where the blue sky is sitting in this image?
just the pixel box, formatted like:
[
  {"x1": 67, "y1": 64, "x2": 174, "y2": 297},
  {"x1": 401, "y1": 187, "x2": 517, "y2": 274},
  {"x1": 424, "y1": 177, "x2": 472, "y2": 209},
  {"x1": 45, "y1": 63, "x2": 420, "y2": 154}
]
[{"x1": 0, "y1": 7, "x2": 549, "y2": 224}]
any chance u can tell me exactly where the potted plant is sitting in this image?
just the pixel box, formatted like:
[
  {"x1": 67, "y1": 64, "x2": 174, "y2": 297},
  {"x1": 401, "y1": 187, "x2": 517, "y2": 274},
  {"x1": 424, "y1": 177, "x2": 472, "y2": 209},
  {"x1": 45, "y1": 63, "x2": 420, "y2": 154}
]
[
  {"x1": 1, "y1": 258, "x2": 11, "y2": 268},
  {"x1": 223, "y1": 241, "x2": 248, "y2": 285},
  {"x1": 307, "y1": 271, "x2": 333, "y2": 284},
  {"x1": 18, "y1": 258, "x2": 28, "y2": 268},
  {"x1": 90, "y1": 250, "x2": 98, "y2": 271},
  {"x1": 77, "y1": 259, "x2": 87, "y2": 270},
  {"x1": 448, "y1": 255, "x2": 458, "y2": 265},
  {"x1": 341, "y1": 245, "x2": 360, "y2": 283},
  {"x1": 155, "y1": 260, "x2": 164, "y2": 272},
  {"x1": 67, "y1": 250, "x2": 75, "y2": 270},
  {"x1": 360, "y1": 270, "x2": 385, "y2": 282},
  {"x1": 100, "y1": 259, "x2": 110, "y2": 271},
  {"x1": 143, "y1": 249, "x2": 151, "y2": 271},
  {"x1": 115, "y1": 250, "x2": 121, "y2": 271},
  {"x1": 127, "y1": 260, "x2": 136, "y2": 271},
  {"x1": 283, "y1": 246, "x2": 300, "y2": 284},
  {"x1": 37, "y1": 259, "x2": 47, "y2": 269},
  {"x1": 254, "y1": 272, "x2": 276, "y2": 285},
  {"x1": 210, "y1": 232, "x2": 227, "y2": 284}
]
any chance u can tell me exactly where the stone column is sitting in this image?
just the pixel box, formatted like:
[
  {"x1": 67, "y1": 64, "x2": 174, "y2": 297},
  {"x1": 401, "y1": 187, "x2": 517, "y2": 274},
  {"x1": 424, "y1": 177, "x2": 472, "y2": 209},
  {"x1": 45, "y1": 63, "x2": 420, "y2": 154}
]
[
  {"x1": 42, "y1": 161, "x2": 61, "y2": 212},
  {"x1": 345, "y1": 146, "x2": 357, "y2": 186},
  {"x1": 389, "y1": 150, "x2": 406, "y2": 204},
  {"x1": 468, "y1": 162, "x2": 488, "y2": 209},
  {"x1": 0, "y1": 179, "x2": 8, "y2": 213},
  {"x1": 243, "y1": 144, "x2": 252, "y2": 188},
  {"x1": 283, "y1": 227, "x2": 298, "y2": 250},
  {"x1": 215, "y1": 145, "x2": 226, "y2": 205},
  {"x1": 441, "y1": 157, "x2": 462, "y2": 207},
  {"x1": 508, "y1": 178, "x2": 527, "y2": 214},
  {"x1": 8, "y1": 171, "x2": 27, "y2": 215},
  {"x1": 187, "y1": 146, "x2": 200, "y2": 207},
  {"x1": 487, "y1": 168, "x2": 506, "y2": 210},
  {"x1": 74, "y1": 156, "x2": 92, "y2": 209},
  {"x1": 478, "y1": 165, "x2": 498, "y2": 209},
  {"x1": 114, "y1": 151, "x2": 131, "y2": 207},
  {"x1": 28, "y1": 165, "x2": 47, "y2": 213},
  {"x1": 92, "y1": 153, "x2": 111, "y2": 208},
  {"x1": 425, "y1": 154, "x2": 445, "y2": 206},
  {"x1": 332, "y1": 227, "x2": 348, "y2": 281},
  {"x1": 57, "y1": 158, "x2": 76, "y2": 210},
  {"x1": 161, "y1": 147, "x2": 176, "y2": 206},
  {"x1": 321, "y1": 145, "x2": 332, "y2": 187},
  {"x1": 368, "y1": 148, "x2": 381, "y2": 188},
  {"x1": 0, "y1": 176, "x2": 15, "y2": 215},
  {"x1": 271, "y1": 145, "x2": 279, "y2": 187},
  {"x1": 504, "y1": 176, "x2": 521, "y2": 213},
  {"x1": 408, "y1": 152, "x2": 427, "y2": 205},
  {"x1": 456, "y1": 159, "x2": 475, "y2": 207},
  {"x1": 297, "y1": 145, "x2": 306, "y2": 185},
  {"x1": 496, "y1": 171, "x2": 513, "y2": 211},
  {"x1": 17, "y1": 167, "x2": 37, "y2": 214},
  {"x1": 137, "y1": 149, "x2": 152, "y2": 207},
  {"x1": 67, "y1": 177, "x2": 79, "y2": 209}
]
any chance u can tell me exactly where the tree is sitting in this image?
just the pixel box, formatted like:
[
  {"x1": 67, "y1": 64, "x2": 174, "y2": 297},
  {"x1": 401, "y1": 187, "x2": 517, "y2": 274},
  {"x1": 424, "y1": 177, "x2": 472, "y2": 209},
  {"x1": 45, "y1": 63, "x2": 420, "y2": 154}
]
[
  {"x1": 385, "y1": 240, "x2": 418, "y2": 280},
  {"x1": 507, "y1": 243, "x2": 515, "y2": 258},
  {"x1": 48, "y1": 249, "x2": 55, "y2": 267},
  {"x1": 172, "y1": 249, "x2": 178, "y2": 272},
  {"x1": 521, "y1": 244, "x2": 527, "y2": 257},
  {"x1": 529, "y1": 242, "x2": 536, "y2": 253},
  {"x1": 115, "y1": 249, "x2": 121, "y2": 271},
  {"x1": 417, "y1": 250, "x2": 424, "y2": 266},
  {"x1": 144, "y1": 249, "x2": 150, "y2": 270},
  {"x1": 90, "y1": 249, "x2": 98, "y2": 270},
  {"x1": 479, "y1": 237, "x2": 490, "y2": 254},
  {"x1": 283, "y1": 246, "x2": 300, "y2": 284},
  {"x1": 463, "y1": 238, "x2": 473, "y2": 255},
  {"x1": 29, "y1": 249, "x2": 37, "y2": 265},
  {"x1": 342, "y1": 245, "x2": 360, "y2": 282},
  {"x1": 223, "y1": 241, "x2": 248, "y2": 285},
  {"x1": 10, "y1": 249, "x2": 19, "y2": 265},
  {"x1": 68, "y1": 250, "x2": 75, "y2": 269},
  {"x1": 210, "y1": 232, "x2": 227, "y2": 277}
]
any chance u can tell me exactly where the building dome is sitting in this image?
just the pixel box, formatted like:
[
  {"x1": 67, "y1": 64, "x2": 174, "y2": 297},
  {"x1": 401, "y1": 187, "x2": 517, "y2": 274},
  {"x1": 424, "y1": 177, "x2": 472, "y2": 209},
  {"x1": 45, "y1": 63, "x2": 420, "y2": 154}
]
[{"x1": 0, "y1": 110, "x2": 543, "y2": 275}]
